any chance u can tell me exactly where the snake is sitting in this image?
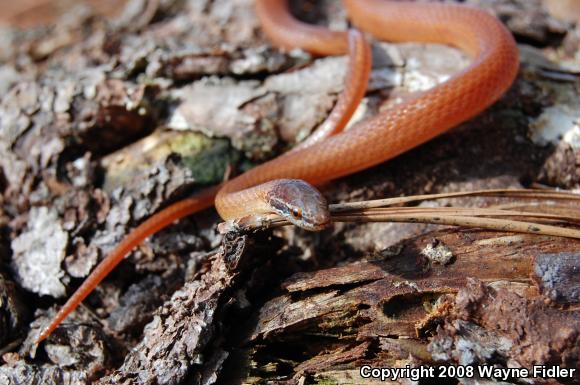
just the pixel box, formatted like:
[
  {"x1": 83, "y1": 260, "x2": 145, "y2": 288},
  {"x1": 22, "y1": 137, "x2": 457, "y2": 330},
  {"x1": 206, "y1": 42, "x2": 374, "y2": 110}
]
[{"x1": 36, "y1": 0, "x2": 519, "y2": 342}]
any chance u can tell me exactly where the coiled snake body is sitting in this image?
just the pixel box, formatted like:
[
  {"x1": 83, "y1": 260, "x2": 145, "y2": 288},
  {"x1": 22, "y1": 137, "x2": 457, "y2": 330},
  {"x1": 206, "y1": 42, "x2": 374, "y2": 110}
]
[{"x1": 37, "y1": 0, "x2": 519, "y2": 342}]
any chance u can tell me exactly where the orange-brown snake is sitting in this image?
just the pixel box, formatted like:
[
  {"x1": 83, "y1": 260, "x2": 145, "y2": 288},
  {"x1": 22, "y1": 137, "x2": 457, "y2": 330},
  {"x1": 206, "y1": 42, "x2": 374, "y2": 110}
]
[{"x1": 37, "y1": 0, "x2": 519, "y2": 342}]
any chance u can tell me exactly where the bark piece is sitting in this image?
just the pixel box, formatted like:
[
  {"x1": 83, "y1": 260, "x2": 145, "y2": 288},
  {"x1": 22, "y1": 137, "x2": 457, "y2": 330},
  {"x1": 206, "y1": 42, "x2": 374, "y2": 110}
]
[
  {"x1": 468, "y1": 0, "x2": 570, "y2": 45},
  {"x1": 534, "y1": 252, "x2": 580, "y2": 304},
  {"x1": 0, "y1": 360, "x2": 88, "y2": 385},
  {"x1": 168, "y1": 78, "x2": 279, "y2": 160},
  {"x1": 98, "y1": 234, "x2": 253, "y2": 385},
  {"x1": 295, "y1": 341, "x2": 371, "y2": 376},
  {"x1": 0, "y1": 273, "x2": 28, "y2": 348},
  {"x1": 240, "y1": 230, "x2": 578, "y2": 383},
  {"x1": 431, "y1": 278, "x2": 579, "y2": 372},
  {"x1": 11, "y1": 206, "x2": 68, "y2": 297},
  {"x1": 106, "y1": 274, "x2": 177, "y2": 335},
  {"x1": 43, "y1": 325, "x2": 110, "y2": 379},
  {"x1": 0, "y1": 0, "x2": 578, "y2": 383}
]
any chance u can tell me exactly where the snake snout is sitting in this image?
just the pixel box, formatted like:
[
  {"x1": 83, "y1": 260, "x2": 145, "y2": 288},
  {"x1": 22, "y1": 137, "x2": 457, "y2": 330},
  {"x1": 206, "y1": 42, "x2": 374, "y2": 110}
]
[{"x1": 267, "y1": 179, "x2": 330, "y2": 231}]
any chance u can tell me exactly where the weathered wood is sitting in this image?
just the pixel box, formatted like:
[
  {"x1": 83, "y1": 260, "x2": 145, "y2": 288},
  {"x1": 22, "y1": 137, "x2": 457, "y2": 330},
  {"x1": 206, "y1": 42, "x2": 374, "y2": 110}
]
[{"x1": 0, "y1": 0, "x2": 578, "y2": 384}]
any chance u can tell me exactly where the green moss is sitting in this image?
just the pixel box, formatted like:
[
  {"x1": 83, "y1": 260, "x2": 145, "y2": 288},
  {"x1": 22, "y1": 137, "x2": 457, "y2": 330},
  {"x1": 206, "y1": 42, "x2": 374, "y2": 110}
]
[
  {"x1": 102, "y1": 130, "x2": 241, "y2": 192},
  {"x1": 179, "y1": 136, "x2": 239, "y2": 185}
]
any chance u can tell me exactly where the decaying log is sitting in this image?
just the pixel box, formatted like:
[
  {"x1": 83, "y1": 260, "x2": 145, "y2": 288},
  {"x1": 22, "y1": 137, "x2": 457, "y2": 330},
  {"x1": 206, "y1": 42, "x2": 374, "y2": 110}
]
[
  {"x1": 93, "y1": 229, "x2": 579, "y2": 384},
  {"x1": 0, "y1": 0, "x2": 578, "y2": 384}
]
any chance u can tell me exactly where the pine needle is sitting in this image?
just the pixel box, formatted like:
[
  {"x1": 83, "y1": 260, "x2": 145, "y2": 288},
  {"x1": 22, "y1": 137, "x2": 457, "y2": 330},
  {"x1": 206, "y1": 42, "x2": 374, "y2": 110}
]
[{"x1": 220, "y1": 189, "x2": 580, "y2": 239}]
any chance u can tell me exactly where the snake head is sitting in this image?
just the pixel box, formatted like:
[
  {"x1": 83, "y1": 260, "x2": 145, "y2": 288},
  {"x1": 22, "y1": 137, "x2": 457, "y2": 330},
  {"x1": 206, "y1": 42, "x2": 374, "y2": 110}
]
[{"x1": 266, "y1": 179, "x2": 330, "y2": 231}]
